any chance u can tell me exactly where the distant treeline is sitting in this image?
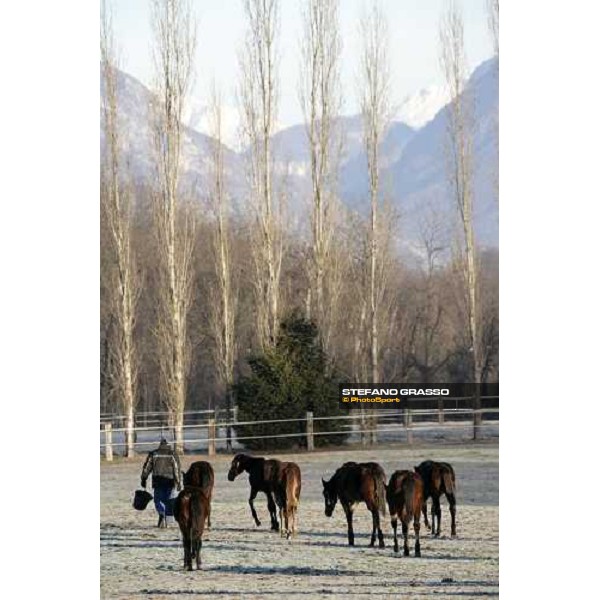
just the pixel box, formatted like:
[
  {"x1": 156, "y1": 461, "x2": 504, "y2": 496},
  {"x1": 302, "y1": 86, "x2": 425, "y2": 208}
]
[{"x1": 100, "y1": 189, "x2": 498, "y2": 417}]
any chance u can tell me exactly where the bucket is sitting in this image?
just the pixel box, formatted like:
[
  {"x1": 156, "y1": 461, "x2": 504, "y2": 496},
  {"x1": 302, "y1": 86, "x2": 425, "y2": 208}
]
[{"x1": 133, "y1": 489, "x2": 153, "y2": 511}]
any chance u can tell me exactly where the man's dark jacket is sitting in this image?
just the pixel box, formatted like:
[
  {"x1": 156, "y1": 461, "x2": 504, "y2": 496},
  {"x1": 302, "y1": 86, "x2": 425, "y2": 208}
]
[{"x1": 141, "y1": 440, "x2": 182, "y2": 489}]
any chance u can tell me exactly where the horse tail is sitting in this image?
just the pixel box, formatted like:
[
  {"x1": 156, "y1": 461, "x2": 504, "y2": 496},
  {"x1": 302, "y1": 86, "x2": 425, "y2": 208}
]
[
  {"x1": 375, "y1": 473, "x2": 386, "y2": 516},
  {"x1": 189, "y1": 492, "x2": 203, "y2": 541},
  {"x1": 286, "y1": 467, "x2": 300, "y2": 509},
  {"x1": 442, "y1": 468, "x2": 455, "y2": 496},
  {"x1": 404, "y1": 477, "x2": 416, "y2": 520}
]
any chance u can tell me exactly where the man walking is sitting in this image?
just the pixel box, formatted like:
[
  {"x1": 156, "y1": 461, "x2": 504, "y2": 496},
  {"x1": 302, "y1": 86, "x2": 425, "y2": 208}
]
[{"x1": 140, "y1": 438, "x2": 182, "y2": 527}]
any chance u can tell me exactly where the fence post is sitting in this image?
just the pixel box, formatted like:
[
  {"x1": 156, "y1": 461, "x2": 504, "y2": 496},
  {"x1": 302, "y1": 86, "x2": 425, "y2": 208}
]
[
  {"x1": 104, "y1": 423, "x2": 113, "y2": 461},
  {"x1": 360, "y1": 409, "x2": 367, "y2": 446},
  {"x1": 405, "y1": 409, "x2": 413, "y2": 444},
  {"x1": 306, "y1": 411, "x2": 314, "y2": 451},
  {"x1": 369, "y1": 414, "x2": 377, "y2": 445},
  {"x1": 208, "y1": 418, "x2": 216, "y2": 456}
]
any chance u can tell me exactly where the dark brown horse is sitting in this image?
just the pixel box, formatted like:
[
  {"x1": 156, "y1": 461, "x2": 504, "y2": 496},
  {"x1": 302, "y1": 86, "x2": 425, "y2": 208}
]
[
  {"x1": 386, "y1": 470, "x2": 424, "y2": 556},
  {"x1": 173, "y1": 488, "x2": 210, "y2": 571},
  {"x1": 414, "y1": 460, "x2": 457, "y2": 537},
  {"x1": 227, "y1": 453, "x2": 283, "y2": 531},
  {"x1": 274, "y1": 462, "x2": 302, "y2": 539},
  {"x1": 183, "y1": 461, "x2": 214, "y2": 528},
  {"x1": 321, "y1": 461, "x2": 387, "y2": 548}
]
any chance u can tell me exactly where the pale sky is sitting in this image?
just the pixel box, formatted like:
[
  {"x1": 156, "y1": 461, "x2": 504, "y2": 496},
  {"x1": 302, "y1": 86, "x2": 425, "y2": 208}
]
[{"x1": 111, "y1": 0, "x2": 494, "y2": 130}]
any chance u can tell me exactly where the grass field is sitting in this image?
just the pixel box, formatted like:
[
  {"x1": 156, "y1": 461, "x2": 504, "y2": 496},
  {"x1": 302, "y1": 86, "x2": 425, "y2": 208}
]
[{"x1": 101, "y1": 442, "x2": 498, "y2": 599}]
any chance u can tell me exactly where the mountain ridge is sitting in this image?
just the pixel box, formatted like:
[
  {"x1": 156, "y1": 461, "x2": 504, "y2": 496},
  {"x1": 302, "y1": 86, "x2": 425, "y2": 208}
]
[{"x1": 101, "y1": 57, "x2": 498, "y2": 255}]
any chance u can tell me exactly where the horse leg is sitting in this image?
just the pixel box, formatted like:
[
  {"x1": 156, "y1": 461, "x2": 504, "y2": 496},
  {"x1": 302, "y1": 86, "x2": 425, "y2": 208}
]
[
  {"x1": 207, "y1": 499, "x2": 212, "y2": 530},
  {"x1": 183, "y1": 533, "x2": 192, "y2": 571},
  {"x1": 447, "y1": 492, "x2": 457, "y2": 537},
  {"x1": 343, "y1": 505, "x2": 355, "y2": 546},
  {"x1": 391, "y1": 515, "x2": 399, "y2": 553},
  {"x1": 292, "y1": 506, "x2": 298, "y2": 537},
  {"x1": 248, "y1": 487, "x2": 261, "y2": 527},
  {"x1": 414, "y1": 513, "x2": 421, "y2": 557},
  {"x1": 376, "y1": 509, "x2": 385, "y2": 548},
  {"x1": 430, "y1": 499, "x2": 437, "y2": 536},
  {"x1": 279, "y1": 506, "x2": 284, "y2": 537},
  {"x1": 285, "y1": 507, "x2": 291, "y2": 540},
  {"x1": 422, "y1": 500, "x2": 430, "y2": 530},
  {"x1": 266, "y1": 492, "x2": 279, "y2": 531},
  {"x1": 402, "y1": 517, "x2": 410, "y2": 556},
  {"x1": 195, "y1": 539, "x2": 202, "y2": 570},
  {"x1": 434, "y1": 496, "x2": 442, "y2": 537},
  {"x1": 369, "y1": 509, "x2": 377, "y2": 547}
]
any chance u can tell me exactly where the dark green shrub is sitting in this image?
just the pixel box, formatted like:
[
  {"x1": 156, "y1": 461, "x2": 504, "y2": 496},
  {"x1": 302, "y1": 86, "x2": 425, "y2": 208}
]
[{"x1": 234, "y1": 314, "x2": 348, "y2": 450}]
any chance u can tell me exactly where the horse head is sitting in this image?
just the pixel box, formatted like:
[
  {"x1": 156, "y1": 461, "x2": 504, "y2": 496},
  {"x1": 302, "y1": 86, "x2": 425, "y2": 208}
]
[
  {"x1": 227, "y1": 453, "x2": 248, "y2": 481},
  {"x1": 322, "y1": 477, "x2": 338, "y2": 517}
]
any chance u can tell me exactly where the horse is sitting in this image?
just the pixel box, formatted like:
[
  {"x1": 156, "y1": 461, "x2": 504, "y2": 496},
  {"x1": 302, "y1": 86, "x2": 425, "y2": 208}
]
[
  {"x1": 227, "y1": 453, "x2": 283, "y2": 531},
  {"x1": 274, "y1": 462, "x2": 301, "y2": 539},
  {"x1": 386, "y1": 470, "x2": 424, "y2": 556},
  {"x1": 414, "y1": 460, "x2": 457, "y2": 537},
  {"x1": 173, "y1": 488, "x2": 210, "y2": 571},
  {"x1": 321, "y1": 461, "x2": 387, "y2": 548},
  {"x1": 183, "y1": 461, "x2": 214, "y2": 528}
]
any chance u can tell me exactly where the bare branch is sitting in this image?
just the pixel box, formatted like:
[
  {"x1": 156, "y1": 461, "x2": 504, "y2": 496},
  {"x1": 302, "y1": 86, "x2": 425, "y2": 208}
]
[
  {"x1": 238, "y1": 0, "x2": 283, "y2": 349},
  {"x1": 101, "y1": 0, "x2": 140, "y2": 456},
  {"x1": 149, "y1": 0, "x2": 197, "y2": 452}
]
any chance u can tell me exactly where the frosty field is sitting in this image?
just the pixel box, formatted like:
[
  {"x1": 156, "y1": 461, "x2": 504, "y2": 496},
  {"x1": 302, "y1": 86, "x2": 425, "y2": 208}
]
[{"x1": 101, "y1": 443, "x2": 499, "y2": 599}]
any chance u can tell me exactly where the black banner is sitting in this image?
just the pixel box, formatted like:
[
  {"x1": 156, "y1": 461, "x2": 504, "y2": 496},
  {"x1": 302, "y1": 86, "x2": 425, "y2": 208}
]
[{"x1": 338, "y1": 383, "x2": 499, "y2": 409}]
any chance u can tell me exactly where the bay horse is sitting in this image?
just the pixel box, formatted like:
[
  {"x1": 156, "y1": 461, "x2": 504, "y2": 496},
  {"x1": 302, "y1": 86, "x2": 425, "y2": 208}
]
[
  {"x1": 274, "y1": 462, "x2": 301, "y2": 539},
  {"x1": 321, "y1": 461, "x2": 386, "y2": 548},
  {"x1": 386, "y1": 470, "x2": 424, "y2": 556},
  {"x1": 173, "y1": 488, "x2": 210, "y2": 571},
  {"x1": 183, "y1": 461, "x2": 214, "y2": 528},
  {"x1": 414, "y1": 460, "x2": 457, "y2": 537},
  {"x1": 227, "y1": 453, "x2": 282, "y2": 531}
]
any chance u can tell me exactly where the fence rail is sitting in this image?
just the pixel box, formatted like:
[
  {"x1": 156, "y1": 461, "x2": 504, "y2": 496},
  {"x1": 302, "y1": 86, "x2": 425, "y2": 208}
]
[{"x1": 100, "y1": 399, "x2": 499, "y2": 460}]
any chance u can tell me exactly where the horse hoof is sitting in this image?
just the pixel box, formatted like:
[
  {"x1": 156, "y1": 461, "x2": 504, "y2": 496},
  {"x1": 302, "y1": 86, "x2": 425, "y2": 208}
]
[{"x1": 415, "y1": 551, "x2": 421, "y2": 558}]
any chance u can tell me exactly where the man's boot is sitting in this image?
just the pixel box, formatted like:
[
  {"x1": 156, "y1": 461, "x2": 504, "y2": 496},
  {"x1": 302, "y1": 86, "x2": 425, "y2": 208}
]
[{"x1": 157, "y1": 514, "x2": 164, "y2": 528}]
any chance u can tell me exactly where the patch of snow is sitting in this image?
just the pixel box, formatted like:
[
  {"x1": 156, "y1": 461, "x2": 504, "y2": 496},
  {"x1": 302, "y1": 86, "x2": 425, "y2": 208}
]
[{"x1": 396, "y1": 85, "x2": 450, "y2": 129}]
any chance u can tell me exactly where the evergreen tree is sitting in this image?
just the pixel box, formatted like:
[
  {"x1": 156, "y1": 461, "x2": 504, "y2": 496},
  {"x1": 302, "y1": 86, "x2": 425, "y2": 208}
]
[{"x1": 234, "y1": 313, "x2": 348, "y2": 450}]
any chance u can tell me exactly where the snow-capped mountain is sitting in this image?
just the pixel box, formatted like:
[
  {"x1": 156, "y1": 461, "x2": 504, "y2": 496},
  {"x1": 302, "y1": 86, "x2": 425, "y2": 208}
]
[
  {"x1": 101, "y1": 57, "x2": 498, "y2": 254},
  {"x1": 100, "y1": 66, "x2": 244, "y2": 207},
  {"x1": 184, "y1": 100, "x2": 241, "y2": 152},
  {"x1": 396, "y1": 85, "x2": 451, "y2": 129},
  {"x1": 389, "y1": 57, "x2": 499, "y2": 251}
]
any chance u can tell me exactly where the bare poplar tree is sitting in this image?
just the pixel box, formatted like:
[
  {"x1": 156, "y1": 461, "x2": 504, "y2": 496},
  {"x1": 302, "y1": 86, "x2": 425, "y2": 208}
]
[
  {"x1": 439, "y1": 2, "x2": 482, "y2": 437},
  {"x1": 207, "y1": 83, "x2": 237, "y2": 451},
  {"x1": 407, "y1": 216, "x2": 453, "y2": 387},
  {"x1": 299, "y1": 0, "x2": 343, "y2": 355},
  {"x1": 101, "y1": 2, "x2": 140, "y2": 457},
  {"x1": 239, "y1": 0, "x2": 283, "y2": 349},
  {"x1": 488, "y1": 0, "x2": 499, "y2": 204},
  {"x1": 150, "y1": 0, "x2": 197, "y2": 452},
  {"x1": 359, "y1": 1, "x2": 392, "y2": 387},
  {"x1": 488, "y1": 0, "x2": 499, "y2": 58}
]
